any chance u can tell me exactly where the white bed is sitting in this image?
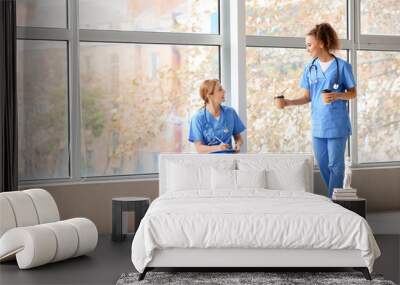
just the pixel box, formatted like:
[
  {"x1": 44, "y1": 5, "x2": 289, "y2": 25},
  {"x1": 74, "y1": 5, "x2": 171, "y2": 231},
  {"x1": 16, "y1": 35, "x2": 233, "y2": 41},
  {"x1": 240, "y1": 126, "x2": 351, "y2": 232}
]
[{"x1": 131, "y1": 153, "x2": 380, "y2": 280}]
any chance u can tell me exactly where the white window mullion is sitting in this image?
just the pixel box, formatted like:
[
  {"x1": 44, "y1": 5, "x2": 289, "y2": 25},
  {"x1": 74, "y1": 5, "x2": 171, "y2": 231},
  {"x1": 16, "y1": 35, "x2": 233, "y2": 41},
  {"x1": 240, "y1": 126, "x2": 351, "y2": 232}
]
[
  {"x1": 350, "y1": 0, "x2": 359, "y2": 166},
  {"x1": 220, "y1": 0, "x2": 231, "y2": 103},
  {"x1": 359, "y1": 35, "x2": 400, "y2": 51},
  {"x1": 79, "y1": 30, "x2": 222, "y2": 46},
  {"x1": 69, "y1": 0, "x2": 81, "y2": 181},
  {"x1": 230, "y1": 0, "x2": 247, "y2": 151}
]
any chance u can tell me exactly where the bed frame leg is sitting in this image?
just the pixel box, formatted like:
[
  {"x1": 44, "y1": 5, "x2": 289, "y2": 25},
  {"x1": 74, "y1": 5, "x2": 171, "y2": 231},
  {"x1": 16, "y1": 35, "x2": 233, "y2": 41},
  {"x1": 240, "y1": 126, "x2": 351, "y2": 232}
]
[
  {"x1": 354, "y1": 267, "x2": 371, "y2": 280},
  {"x1": 138, "y1": 268, "x2": 148, "y2": 281}
]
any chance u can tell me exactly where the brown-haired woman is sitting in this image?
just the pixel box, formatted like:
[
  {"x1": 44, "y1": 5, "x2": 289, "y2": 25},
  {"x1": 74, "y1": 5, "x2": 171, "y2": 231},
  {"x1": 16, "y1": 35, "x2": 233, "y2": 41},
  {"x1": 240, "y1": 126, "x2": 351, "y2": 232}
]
[
  {"x1": 189, "y1": 79, "x2": 245, "y2": 153},
  {"x1": 274, "y1": 23, "x2": 356, "y2": 198}
]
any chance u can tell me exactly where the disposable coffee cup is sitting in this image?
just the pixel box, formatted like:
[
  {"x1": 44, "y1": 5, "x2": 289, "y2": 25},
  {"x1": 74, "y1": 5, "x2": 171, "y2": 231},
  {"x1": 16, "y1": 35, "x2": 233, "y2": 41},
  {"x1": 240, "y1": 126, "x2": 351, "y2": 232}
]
[
  {"x1": 322, "y1": 89, "x2": 331, "y2": 104},
  {"x1": 274, "y1": 95, "x2": 285, "y2": 108}
]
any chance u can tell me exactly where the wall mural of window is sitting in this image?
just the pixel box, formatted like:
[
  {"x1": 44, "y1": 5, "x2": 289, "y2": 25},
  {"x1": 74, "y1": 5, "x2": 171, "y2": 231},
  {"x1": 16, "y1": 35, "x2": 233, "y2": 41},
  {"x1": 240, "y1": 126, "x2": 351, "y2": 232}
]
[
  {"x1": 79, "y1": 0, "x2": 219, "y2": 33},
  {"x1": 17, "y1": 40, "x2": 69, "y2": 180},
  {"x1": 360, "y1": 0, "x2": 400, "y2": 36},
  {"x1": 246, "y1": 0, "x2": 347, "y2": 38},
  {"x1": 15, "y1": 0, "x2": 400, "y2": 182},
  {"x1": 80, "y1": 43, "x2": 219, "y2": 176},
  {"x1": 246, "y1": 48, "x2": 347, "y2": 153},
  {"x1": 17, "y1": 0, "x2": 67, "y2": 28},
  {"x1": 357, "y1": 51, "x2": 400, "y2": 163}
]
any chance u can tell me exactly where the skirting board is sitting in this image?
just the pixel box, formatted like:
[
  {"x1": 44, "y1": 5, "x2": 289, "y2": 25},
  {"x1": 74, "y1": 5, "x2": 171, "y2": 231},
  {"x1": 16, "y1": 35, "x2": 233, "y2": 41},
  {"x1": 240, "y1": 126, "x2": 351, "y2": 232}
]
[{"x1": 148, "y1": 248, "x2": 366, "y2": 268}]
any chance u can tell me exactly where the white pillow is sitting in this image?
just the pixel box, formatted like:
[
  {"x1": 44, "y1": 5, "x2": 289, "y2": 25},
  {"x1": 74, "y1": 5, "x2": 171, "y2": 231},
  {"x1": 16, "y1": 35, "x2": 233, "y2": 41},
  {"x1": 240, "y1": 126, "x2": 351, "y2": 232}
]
[
  {"x1": 167, "y1": 159, "x2": 235, "y2": 192},
  {"x1": 237, "y1": 158, "x2": 309, "y2": 191},
  {"x1": 168, "y1": 162, "x2": 209, "y2": 191},
  {"x1": 266, "y1": 160, "x2": 307, "y2": 191},
  {"x1": 211, "y1": 168, "x2": 267, "y2": 191},
  {"x1": 211, "y1": 168, "x2": 236, "y2": 190},
  {"x1": 236, "y1": 169, "x2": 267, "y2": 189}
]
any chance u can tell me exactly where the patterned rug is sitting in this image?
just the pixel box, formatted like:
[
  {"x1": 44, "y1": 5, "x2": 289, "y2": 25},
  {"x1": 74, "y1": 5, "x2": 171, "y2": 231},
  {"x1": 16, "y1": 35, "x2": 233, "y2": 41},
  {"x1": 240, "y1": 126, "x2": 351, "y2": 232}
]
[{"x1": 116, "y1": 271, "x2": 396, "y2": 285}]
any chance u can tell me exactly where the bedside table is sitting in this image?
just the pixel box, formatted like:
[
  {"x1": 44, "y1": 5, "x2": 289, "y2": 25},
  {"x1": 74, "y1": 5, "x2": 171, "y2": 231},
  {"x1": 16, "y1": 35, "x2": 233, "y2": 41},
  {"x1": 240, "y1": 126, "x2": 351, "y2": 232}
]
[
  {"x1": 332, "y1": 198, "x2": 366, "y2": 218},
  {"x1": 112, "y1": 197, "x2": 150, "y2": 242}
]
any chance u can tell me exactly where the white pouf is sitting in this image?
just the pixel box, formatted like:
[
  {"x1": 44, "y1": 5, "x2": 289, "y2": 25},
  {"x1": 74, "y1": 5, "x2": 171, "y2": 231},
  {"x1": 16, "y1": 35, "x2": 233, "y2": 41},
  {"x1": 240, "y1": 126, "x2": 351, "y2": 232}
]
[{"x1": 0, "y1": 189, "x2": 98, "y2": 269}]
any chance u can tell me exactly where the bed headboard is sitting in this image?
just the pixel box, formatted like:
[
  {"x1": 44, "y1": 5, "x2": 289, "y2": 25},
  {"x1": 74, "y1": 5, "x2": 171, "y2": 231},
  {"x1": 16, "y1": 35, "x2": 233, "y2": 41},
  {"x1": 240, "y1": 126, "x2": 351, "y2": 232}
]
[{"x1": 159, "y1": 153, "x2": 314, "y2": 196}]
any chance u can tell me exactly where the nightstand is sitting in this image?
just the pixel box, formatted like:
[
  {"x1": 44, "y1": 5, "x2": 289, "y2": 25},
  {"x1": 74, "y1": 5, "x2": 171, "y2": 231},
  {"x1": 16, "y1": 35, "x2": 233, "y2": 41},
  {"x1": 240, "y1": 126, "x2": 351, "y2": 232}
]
[
  {"x1": 112, "y1": 197, "x2": 150, "y2": 242},
  {"x1": 332, "y1": 198, "x2": 366, "y2": 218}
]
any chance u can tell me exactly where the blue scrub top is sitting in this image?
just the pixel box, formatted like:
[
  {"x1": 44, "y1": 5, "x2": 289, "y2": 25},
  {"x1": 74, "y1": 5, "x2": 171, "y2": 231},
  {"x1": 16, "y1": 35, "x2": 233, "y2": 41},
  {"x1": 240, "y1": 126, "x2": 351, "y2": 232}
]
[
  {"x1": 188, "y1": 105, "x2": 246, "y2": 147},
  {"x1": 300, "y1": 57, "x2": 355, "y2": 138}
]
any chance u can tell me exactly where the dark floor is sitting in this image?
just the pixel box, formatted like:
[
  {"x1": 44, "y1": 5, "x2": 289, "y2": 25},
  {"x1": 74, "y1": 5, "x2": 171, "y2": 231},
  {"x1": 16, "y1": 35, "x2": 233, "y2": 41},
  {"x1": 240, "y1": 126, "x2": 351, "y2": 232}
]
[{"x1": 0, "y1": 235, "x2": 399, "y2": 285}]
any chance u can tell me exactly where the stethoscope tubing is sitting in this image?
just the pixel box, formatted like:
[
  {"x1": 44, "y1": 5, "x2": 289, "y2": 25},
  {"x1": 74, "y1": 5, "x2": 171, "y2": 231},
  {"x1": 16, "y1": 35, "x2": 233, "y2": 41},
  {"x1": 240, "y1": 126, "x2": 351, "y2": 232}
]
[{"x1": 309, "y1": 54, "x2": 340, "y2": 90}]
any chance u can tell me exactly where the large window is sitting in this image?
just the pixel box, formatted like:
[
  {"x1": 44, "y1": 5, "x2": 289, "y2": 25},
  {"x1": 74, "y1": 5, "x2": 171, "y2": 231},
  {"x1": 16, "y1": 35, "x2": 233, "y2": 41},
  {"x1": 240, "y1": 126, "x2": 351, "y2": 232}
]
[
  {"x1": 357, "y1": 0, "x2": 400, "y2": 163},
  {"x1": 246, "y1": 0, "x2": 347, "y2": 38},
  {"x1": 246, "y1": 48, "x2": 312, "y2": 153},
  {"x1": 79, "y1": 0, "x2": 219, "y2": 33},
  {"x1": 80, "y1": 43, "x2": 218, "y2": 176},
  {"x1": 245, "y1": 0, "x2": 348, "y2": 156},
  {"x1": 360, "y1": 0, "x2": 400, "y2": 36},
  {"x1": 16, "y1": 0, "x2": 400, "y2": 184},
  {"x1": 77, "y1": 0, "x2": 220, "y2": 177},
  {"x1": 246, "y1": 47, "x2": 347, "y2": 154},
  {"x1": 17, "y1": 0, "x2": 220, "y2": 182},
  {"x1": 17, "y1": 0, "x2": 67, "y2": 28},
  {"x1": 17, "y1": 40, "x2": 69, "y2": 180},
  {"x1": 357, "y1": 52, "x2": 400, "y2": 163}
]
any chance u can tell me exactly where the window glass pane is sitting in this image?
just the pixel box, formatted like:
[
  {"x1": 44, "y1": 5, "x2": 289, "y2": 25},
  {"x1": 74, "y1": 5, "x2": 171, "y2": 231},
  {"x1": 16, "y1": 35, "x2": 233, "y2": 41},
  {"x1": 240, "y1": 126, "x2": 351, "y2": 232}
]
[
  {"x1": 79, "y1": 0, "x2": 219, "y2": 33},
  {"x1": 357, "y1": 51, "x2": 400, "y2": 163},
  {"x1": 17, "y1": 40, "x2": 69, "y2": 180},
  {"x1": 246, "y1": 0, "x2": 347, "y2": 38},
  {"x1": 80, "y1": 43, "x2": 219, "y2": 176},
  {"x1": 247, "y1": 47, "x2": 312, "y2": 153},
  {"x1": 361, "y1": 0, "x2": 400, "y2": 35},
  {"x1": 17, "y1": 0, "x2": 67, "y2": 28},
  {"x1": 246, "y1": 48, "x2": 346, "y2": 153}
]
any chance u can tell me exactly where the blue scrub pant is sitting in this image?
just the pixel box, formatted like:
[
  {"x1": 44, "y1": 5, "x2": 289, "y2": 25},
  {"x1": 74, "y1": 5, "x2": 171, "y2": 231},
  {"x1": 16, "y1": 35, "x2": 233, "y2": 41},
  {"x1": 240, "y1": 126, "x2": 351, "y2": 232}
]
[{"x1": 312, "y1": 136, "x2": 347, "y2": 198}]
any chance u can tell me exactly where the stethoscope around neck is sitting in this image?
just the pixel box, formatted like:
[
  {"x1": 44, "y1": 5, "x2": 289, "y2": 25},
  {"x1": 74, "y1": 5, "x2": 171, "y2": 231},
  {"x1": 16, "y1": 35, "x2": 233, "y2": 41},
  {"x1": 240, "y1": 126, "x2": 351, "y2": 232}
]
[
  {"x1": 204, "y1": 106, "x2": 229, "y2": 135},
  {"x1": 309, "y1": 54, "x2": 340, "y2": 90}
]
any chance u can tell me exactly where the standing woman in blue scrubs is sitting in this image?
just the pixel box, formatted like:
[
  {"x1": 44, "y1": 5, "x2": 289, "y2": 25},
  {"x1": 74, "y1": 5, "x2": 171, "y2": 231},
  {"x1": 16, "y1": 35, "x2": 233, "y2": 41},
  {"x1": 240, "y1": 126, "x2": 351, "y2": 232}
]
[
  {"x1": 189, "y1": 79, "x2": 246, "y2": 153},
  {"x1": 275, "y1": 23, "x2": 356, "y2": 198}
]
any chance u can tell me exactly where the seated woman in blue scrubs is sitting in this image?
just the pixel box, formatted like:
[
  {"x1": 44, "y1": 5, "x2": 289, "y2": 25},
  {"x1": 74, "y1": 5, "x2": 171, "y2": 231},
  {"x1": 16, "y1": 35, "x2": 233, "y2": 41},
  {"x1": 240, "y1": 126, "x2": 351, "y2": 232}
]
[
  {"x1": 189, "y1": 79, "x2": 246, "y2": 153},
  {"x1": 275, "y1": 23, "x2": 356, "y2": 198}
]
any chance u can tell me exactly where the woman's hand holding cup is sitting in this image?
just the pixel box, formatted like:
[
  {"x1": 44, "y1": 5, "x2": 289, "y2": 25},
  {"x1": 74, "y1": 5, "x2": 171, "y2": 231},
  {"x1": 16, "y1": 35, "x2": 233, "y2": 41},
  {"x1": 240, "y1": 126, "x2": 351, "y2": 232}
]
[
  {"x1": 274, "y1": 95, "x2": 286, "y2": 109},
  {"x1": 322, "y1": 89, "x2": 336, "y2": 104}
]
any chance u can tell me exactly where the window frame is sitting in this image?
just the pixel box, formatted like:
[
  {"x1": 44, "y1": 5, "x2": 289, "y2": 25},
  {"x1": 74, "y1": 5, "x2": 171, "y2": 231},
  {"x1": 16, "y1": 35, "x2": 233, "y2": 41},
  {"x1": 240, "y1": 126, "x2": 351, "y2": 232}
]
[
  {"x1": 18, "y1": 0, "x2": 227, "y2": 185},
  {"x1": 17, "y1": 0, "x2": 400, "y2": 186},
  {"x1": 245, "y1": 0, "x2": 351, "y2": 164},
  {"x1": 245, "y1": 0, "x2": 400, "y2": 168},
  {"x1": 353, "y1": 0, "x2": 400, "y2": 167}
]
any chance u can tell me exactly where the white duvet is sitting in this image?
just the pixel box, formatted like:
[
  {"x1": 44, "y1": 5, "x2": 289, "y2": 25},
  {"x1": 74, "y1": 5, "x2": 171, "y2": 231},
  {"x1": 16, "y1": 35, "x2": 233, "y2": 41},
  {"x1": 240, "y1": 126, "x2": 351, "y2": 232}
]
[{"x1": 131, "y1": 190, "x2": 380, "y2": 273}]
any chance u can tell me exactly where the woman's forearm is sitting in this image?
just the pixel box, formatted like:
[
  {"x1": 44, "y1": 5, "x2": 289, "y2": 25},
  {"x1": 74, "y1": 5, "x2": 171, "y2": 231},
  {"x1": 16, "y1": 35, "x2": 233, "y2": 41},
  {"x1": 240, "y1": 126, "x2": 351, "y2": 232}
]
[
  {"x1": 286, "y1": 96, "x2": 310, "y2": 106},
  {"x1": 283, "y1": 89, "x2": 311, "y2": 107},
  {"x1": 195, "y1": 143, "x2": 225, "y2": 154},
  {"x1": 336, "y1": 88, "x2": 356, "y2": 100}
]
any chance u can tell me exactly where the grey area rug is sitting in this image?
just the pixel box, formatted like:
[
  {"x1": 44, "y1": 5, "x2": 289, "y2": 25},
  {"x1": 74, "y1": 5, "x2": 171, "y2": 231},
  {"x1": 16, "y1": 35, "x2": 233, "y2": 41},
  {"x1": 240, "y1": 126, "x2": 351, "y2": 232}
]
[{"x1": 116, "y1": 271, "x2": 396, "y2": 285}]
